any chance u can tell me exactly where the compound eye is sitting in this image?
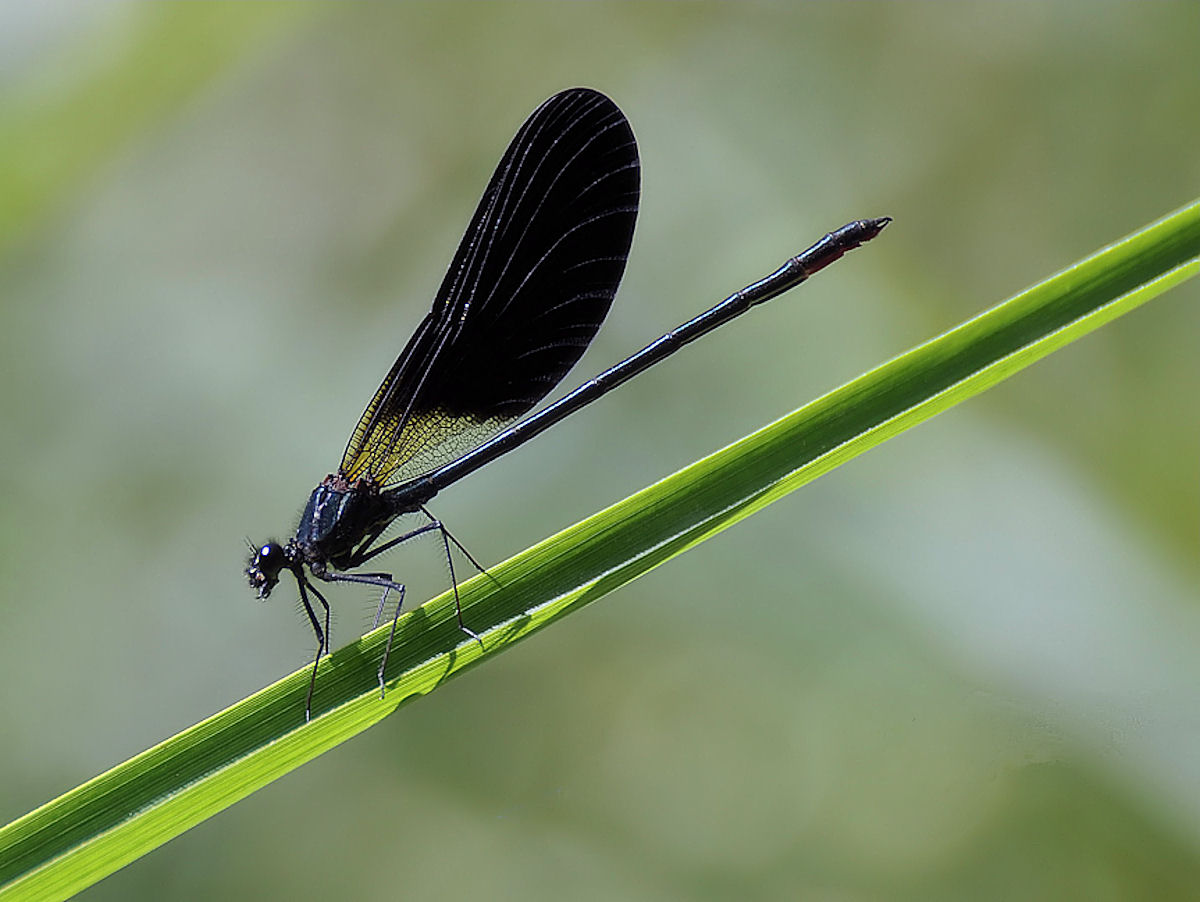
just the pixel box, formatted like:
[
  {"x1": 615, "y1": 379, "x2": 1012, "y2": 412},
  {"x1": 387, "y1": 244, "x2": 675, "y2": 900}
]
[
  {"x1": 246, "y1": 540, "x2": 288, "y2": 597},
  {"x1": 256, "y1": 542, "x2": 286, "y2": 574}
]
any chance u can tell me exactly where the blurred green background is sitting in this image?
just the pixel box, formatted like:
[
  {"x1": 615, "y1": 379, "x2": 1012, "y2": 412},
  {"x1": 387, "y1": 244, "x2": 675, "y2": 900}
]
[{"x1": 2, "y1": 4, "x2": 1199, "y2": 899}]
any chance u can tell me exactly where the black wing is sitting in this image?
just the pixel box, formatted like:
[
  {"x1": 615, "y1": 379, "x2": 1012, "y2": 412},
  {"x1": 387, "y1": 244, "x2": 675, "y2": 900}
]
[{"x1": 340, "y1": 88, "x2": 640, "y2": 485}]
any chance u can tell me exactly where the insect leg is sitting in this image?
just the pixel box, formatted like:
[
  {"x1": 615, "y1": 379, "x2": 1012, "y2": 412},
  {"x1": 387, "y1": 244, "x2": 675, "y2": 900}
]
[
  {"x1": 351, "y1": 520, "x2": 443, "y2": 565},
  {"x1": 295, "y1": 574, "x2": 331, "y2": 723},
  {"x1": 411, "y1": 506, "x2": 484, "y2": 649},
  {"x1": 420, "y1": 504, "x2": 495, "y2": 584},
  {"x1": 316, "y1": 569, "x2": 407, "y2": 699},
  {"x1": 354, "y1": 511, "x2": 490, "y2": 645}
]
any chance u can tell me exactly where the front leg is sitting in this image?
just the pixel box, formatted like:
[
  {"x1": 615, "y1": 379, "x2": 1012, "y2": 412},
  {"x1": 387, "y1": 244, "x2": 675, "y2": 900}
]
[{"x1": 295, "y1": 574, "x2": 331, "y2": 723}]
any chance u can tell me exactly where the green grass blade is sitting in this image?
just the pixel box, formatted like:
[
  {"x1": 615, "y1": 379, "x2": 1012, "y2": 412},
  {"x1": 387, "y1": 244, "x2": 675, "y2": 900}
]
[{"x1": 2, "y1": 199, "x2": 1198, "y2": 900}]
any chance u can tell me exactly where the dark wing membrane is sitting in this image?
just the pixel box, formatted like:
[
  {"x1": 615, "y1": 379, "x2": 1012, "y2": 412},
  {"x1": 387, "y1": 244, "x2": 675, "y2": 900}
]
[{"x1": 340, "y1": 88, "x2": 640, "y2": 484}]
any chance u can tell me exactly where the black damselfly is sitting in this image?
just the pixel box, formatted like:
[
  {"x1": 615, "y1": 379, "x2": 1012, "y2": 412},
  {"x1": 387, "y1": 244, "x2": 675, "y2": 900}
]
[{"x1": 246, "y1": 88, "x2": 888, "y2": 720}]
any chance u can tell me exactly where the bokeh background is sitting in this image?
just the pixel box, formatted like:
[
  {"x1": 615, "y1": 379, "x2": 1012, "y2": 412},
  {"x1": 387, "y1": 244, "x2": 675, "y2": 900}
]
[{"x1": 2, "y1": 4, "x2": 1199, "y2": 899}]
